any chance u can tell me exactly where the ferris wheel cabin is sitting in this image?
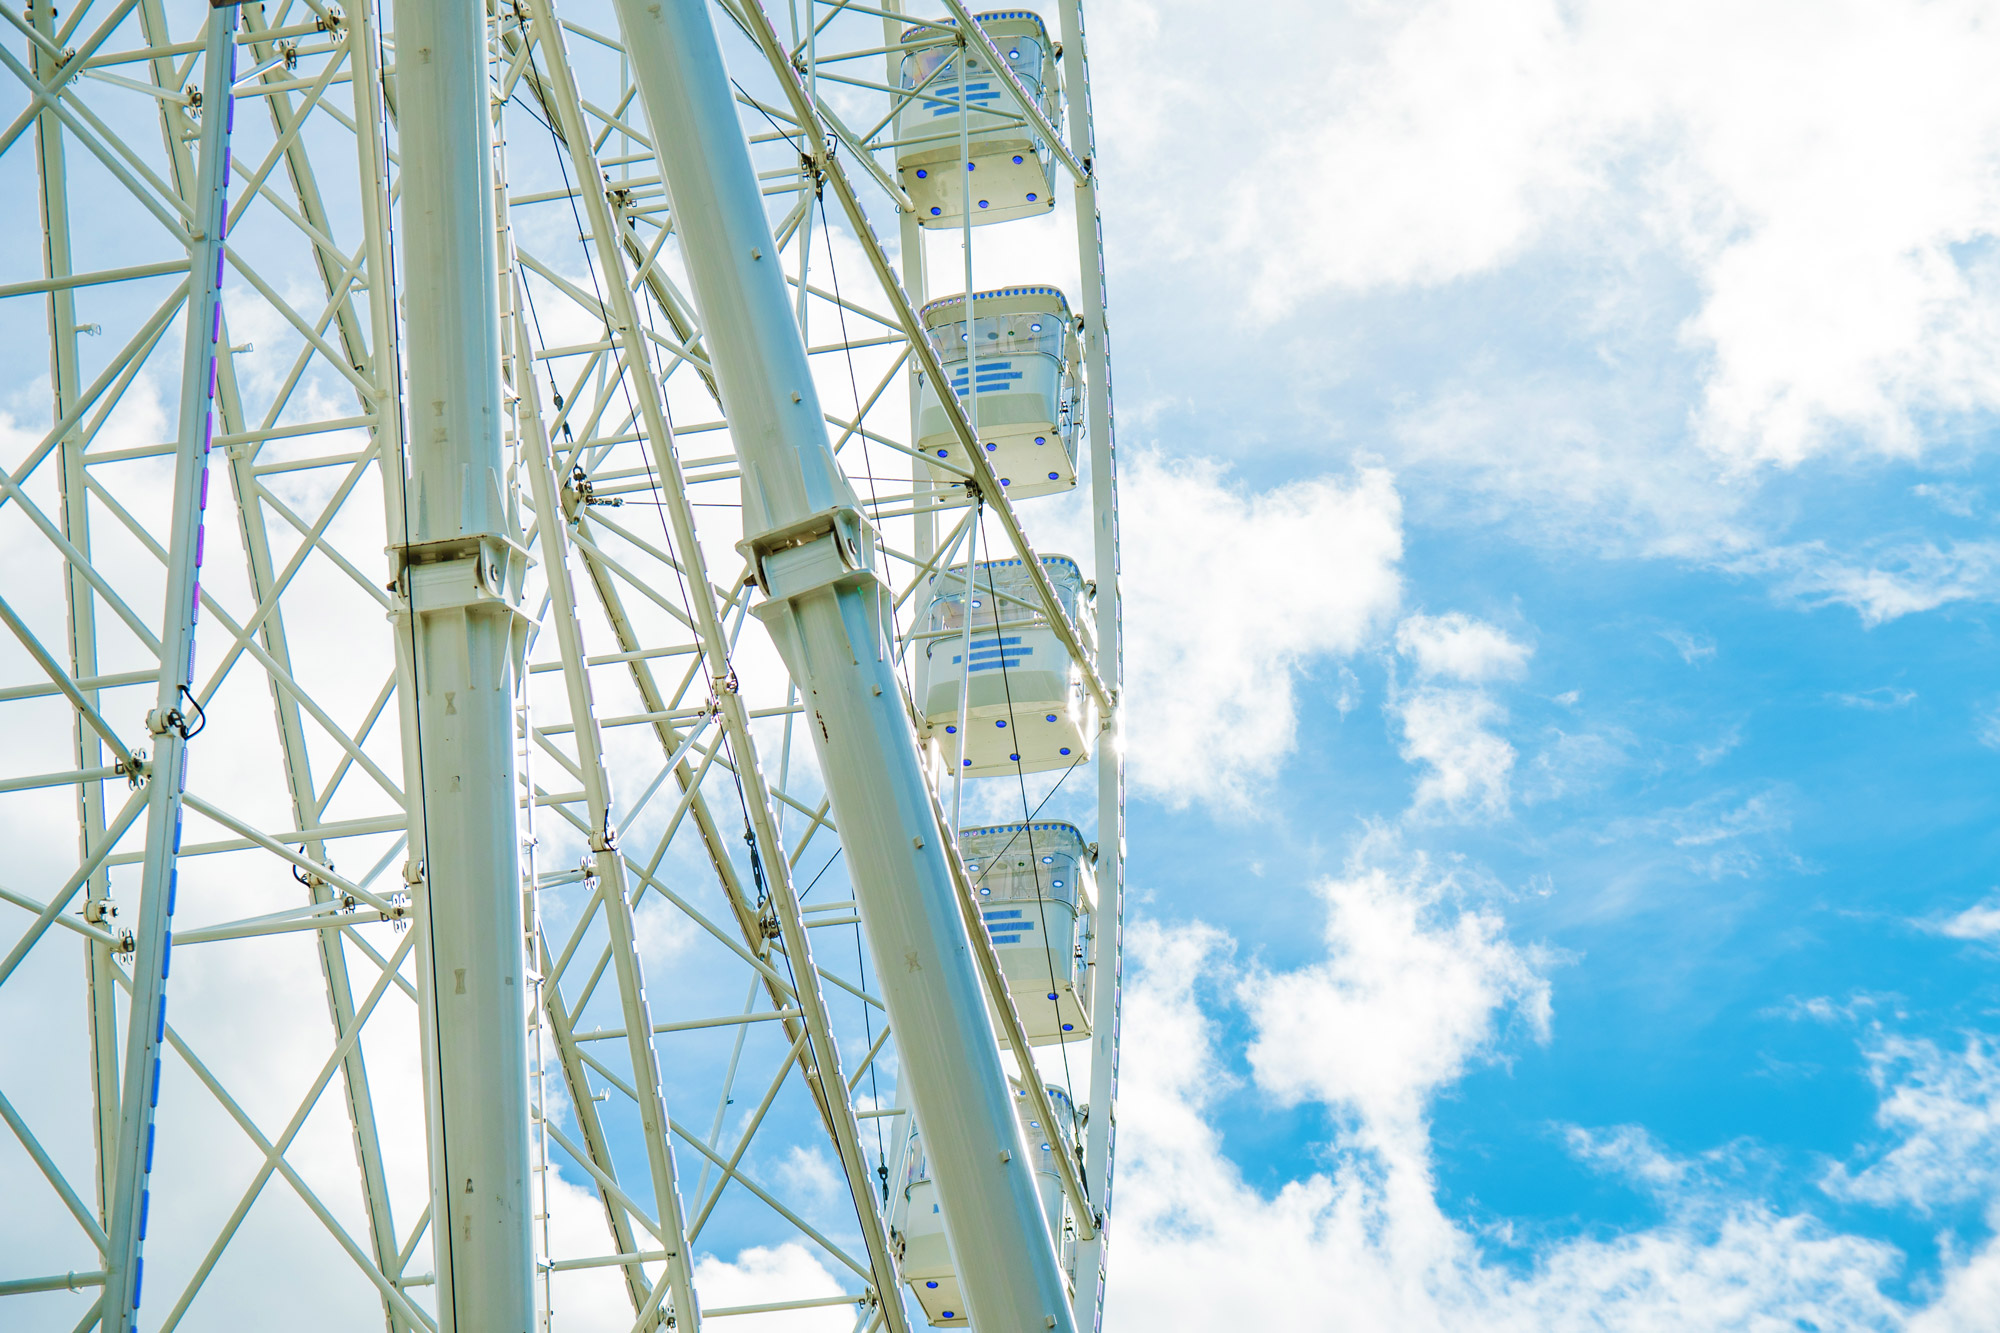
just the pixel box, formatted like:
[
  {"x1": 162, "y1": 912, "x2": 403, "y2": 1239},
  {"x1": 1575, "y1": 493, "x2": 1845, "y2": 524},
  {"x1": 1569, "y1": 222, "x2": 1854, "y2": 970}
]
[
  {"x1": 963, "y1": 821, "x2": 1096, "y2": 1044},
  {"x1": 917, "y1": 555, "x2": 1097, "y2": 778},
  {"x1": 896, "y1": 11, "x2": 1062, "y2": 227},
  {"x1": 1017, "y1": 1079, "x2": 1081, "y2": 1263},
  {"x1": 892, "y1": 1079, "x2": 1081, "y2": 1326},
  {"x1": 918, "y1": 285, "x2": 1080, "y2": 500}
]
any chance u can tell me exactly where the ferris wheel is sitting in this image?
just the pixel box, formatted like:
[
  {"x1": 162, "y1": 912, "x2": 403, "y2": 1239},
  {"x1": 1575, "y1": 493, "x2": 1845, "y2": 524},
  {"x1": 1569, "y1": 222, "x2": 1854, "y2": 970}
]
[{"x1": 0, "y1": 0, "x2": 1125, "y2": 1330}]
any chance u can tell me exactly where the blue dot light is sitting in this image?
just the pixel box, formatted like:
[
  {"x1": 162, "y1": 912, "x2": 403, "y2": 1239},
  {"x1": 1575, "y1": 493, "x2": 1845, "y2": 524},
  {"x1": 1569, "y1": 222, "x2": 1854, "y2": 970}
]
[
  {"x1": 1047, "y1": 992, "x2": 1057, "y2": 1000},
  {"x1": 1045, "y1": 714, "x2": 1057, "y2": 722},
  {"x1": 1035, "y1": 435, "x2": 1047, "y2": 444},
  {"x1": 927, "y1": 1283, "x2": 939, "y2": 1290},
  {"x1": 1043, "y1": 855, "x2": 1054, "y2": 863},
  {"x1": 930, "y1": 206, "x2": 942, "y2": 215},
  {"x1": 1000, "y1": 477, "x2": 1011, "y2": 485},
  {"x1": 979, "y1": 887, "x2": 990, "y2": 895},
  {"x1": 1026, "y1": 192, "x2": 1038, "y2": 202},
  {"x1": 985, "y1": 442, "x2": 997, "y2": 451},
  {"x1": 1048, "y1": 471, "x2": 1060, "y2": 480},
  {"x1": 943, "y1": 1314, "x2": 955, "y2": 1320},
  {"x1": 1052, "y1": 879, "x2": 1064, "y2": 888},
  {"x1": 1009, "y1": 753, "x2": 1020, "y2": 761},
  {"x1": 963, "y1": 759, "x2": 972, "y2": 767},
  {"x1": 938, "y1": 448, "x2": 949, "y2": 457},
  {"x1": 1013, "y1": 154, "x2": 1024, "y2": 164},
  {"x1": 1059, "y1": 747, "x2": 1071, "y2": 755},
  {"x1": 967, "y1": 161, "x2": 976, "y2": 171},
  {"x1": 995, "y1": 719, "x2": 1007, "y2": 728},
  {"x1": 1062, "y1": 1023, "x2": 1074, "y2": 1031},
  {"x1": 978, "y1": 199, "x2": 990, "y2": 209},
  {"x1": 916, "y1": 168, "x2": 928, "y2": 178},
  {"x1": 945, "y1": 725, "x2": 957, "y2": 733}
]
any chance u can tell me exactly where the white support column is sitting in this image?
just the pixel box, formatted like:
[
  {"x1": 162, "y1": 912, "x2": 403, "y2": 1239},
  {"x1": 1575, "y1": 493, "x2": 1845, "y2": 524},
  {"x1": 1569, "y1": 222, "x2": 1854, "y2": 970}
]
[
  {"x1": 388, "y1": 0, "x2": 535, "y2": 1322},
  {"x1": 608, "y1": 3, "x2": 1077, "y2": 1330},
  {"x1": 1056, "y1": 4, "x2": 1123, "y2": 1329},
  {"x1": 100, "y1": 8, "x2": 239, "y2": 1326}
]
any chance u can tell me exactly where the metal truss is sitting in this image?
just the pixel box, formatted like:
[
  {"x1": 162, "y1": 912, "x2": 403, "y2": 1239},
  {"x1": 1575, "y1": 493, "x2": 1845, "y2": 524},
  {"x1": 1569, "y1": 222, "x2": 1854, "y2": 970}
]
[{"x1": 0, "y1": 0, "x2": 1125, "y2": 1328}]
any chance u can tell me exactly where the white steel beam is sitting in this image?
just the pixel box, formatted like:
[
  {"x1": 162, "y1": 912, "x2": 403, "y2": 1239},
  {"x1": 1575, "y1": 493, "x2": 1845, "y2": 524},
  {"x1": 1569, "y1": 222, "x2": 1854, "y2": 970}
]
[
  {"x1": 1057, "y1": 3, "x2": 1125, "y2": 1326},
  {"x1": 514, "y1": 279, "x2": 705, "y2": 1331},
  {"x1": 609, "y1": 2, "x2": 1077, "y2": 1329},
  {"x1": 100, "y1": 8, "x2": 239, "y2": 1326}
]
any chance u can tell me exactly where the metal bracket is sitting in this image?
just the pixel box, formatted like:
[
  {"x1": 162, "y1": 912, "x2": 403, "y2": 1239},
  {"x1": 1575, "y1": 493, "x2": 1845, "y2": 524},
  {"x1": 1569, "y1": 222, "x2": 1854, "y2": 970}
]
[
  {"x1": 391, "y1": 532, "x2": 533, "y2": 616},
  {"x1": 738, "y1": 505, "x2": 882, "y2": 604}
]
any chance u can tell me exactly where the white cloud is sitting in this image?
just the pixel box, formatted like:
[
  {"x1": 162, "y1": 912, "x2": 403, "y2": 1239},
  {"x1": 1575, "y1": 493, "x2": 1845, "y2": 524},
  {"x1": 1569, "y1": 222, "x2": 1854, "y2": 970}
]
[
  {"x1": 1394, "y1": 686, "x2": 1518, "y2": 820},
  {"x1": 1833, "y1": 686, "x2": 1918, "y2": 710},
  {"x1": 1913, "y1": 483, "x2": 1981, "y2": 519},
  {"x1": 1521, "y1": 727, "x2": 1628, "y2": 806},
  {"x1": 1826, "y1": 1032, "x2": 2000, "y2": 1213},
  {"x1": 1390, "y1": 614, "x2": 1529, "y2": 819},
  {"x1": 1662, "y1": 628, "x2": 1718, "y2": 665},
  {"x1": 1395, "y1": 612, "x2": 1532, "y2": 683},
  {"x1": 1601, "y1": 788, "x2": 1794, "y2": 880},
  {"x1": 1934, "y1": 898, "x2": 2000, "y2": 943},
  {"x1": 773, "y1": 1144, "x2": 841, "y2": 1204},
  {"x1": 1119, "y1": 452, "x2": 1403, "y2": 806},
  {"x1": 1109, "y1": 901, "x2": 1912, "y2": 1332},
  {"x1": 1239, "y1": 837, "x2": 1552, "y2": 1135},
  {"x1": 1748, "y1": 539, "x2": 2000, "y2": 626},
  {"x1": 1106, "y1": 0, "x2": 2000, "y2": 470},
  {"x1": 690, "y1": 1244, "x2": 853, "y2": 1332},
  {"x1": 1910, "y1": 1233, "x2": 2000, "y2": 1333}
]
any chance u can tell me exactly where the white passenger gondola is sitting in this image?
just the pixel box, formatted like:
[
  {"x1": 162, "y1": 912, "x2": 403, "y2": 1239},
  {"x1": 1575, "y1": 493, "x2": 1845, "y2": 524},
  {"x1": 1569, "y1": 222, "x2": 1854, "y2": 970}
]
[
  {"x1": 892, "y1": 1080, "x2": 1080, "y2": 1326},
  {"x1": 1015, "y1": 1079, "x2": 1080, "y2": 1266},
  {"x1": 963, "y1": 821, "x2": 1094, "y2": 1044},
  {"x1": 896, "y1": 11, "x2": 1062, "y2": 227},
  {"x1": 918, "y1": 285, "x2": 1080, "y2": 501},
  {"x1": 892, "y1": 1119, "x2": 967, "y2": 1326},
  {"x1": 916, "y1": 555, "x2": 1097, "y2": 778}
]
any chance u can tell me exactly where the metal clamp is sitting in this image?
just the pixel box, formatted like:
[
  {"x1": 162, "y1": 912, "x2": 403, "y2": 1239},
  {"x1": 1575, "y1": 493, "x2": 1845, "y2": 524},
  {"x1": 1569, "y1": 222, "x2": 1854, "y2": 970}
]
[{"x1": 738, "y1": 506, "x2": 881, "y2": 604}]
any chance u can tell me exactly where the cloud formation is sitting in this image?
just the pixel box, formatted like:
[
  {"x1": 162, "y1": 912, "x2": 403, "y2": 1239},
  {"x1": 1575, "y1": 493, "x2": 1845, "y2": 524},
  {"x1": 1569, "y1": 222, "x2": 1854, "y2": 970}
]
[
  {"x1": 1119, "y1": 452, "x2": 1403, "y2": 806},
  {"x1": 1110, "y1": 849, "x2": 2000, "y2": 1332},
  {"x1": 1107, "y1": 0, "x2": 2000, "y2": 469},
  {"x1": 1391, "y1": 614, "x2": 1531, "y2": 818},
  {"x1": 1240, "y1": 837, "x2": 1552, "y2": 1135}
]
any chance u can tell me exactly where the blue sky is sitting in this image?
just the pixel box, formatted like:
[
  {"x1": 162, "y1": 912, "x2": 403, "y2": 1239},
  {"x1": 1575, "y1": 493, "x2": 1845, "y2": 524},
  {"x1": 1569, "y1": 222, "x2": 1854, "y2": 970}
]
[{"x1": 1086, "y1": 0, "x2": 2000, "y2": 1326}]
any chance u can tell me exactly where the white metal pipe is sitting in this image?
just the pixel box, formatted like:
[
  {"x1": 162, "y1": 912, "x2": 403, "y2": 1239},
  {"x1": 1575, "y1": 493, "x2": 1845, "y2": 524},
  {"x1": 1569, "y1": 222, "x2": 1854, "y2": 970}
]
[
  {"x1": 1056, "y1": 4, "x2": 1124, "y2": 1326},
  {"x1": 387, "y1": 0, "x2": 535, "y2": 1320},
  {"x1": 100, "y1": 12, "x2": 237, "y2": 1325},
  {"x1": 514, "y1": 278, "x2": 704, "y2": 1331},
  {"x1": 608, "y1": 2, "x2": 1076, "y2": 1329}
]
